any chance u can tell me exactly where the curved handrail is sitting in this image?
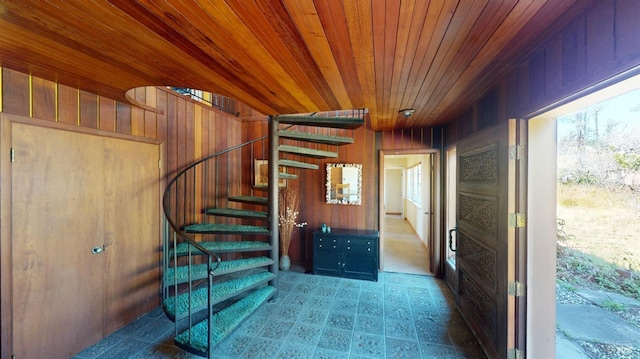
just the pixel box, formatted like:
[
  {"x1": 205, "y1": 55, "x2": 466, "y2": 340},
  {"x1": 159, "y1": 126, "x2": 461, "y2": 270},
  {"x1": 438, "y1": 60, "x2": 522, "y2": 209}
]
[{"x1": 162, "y1": 134, "x2": 269, "y2": 272}]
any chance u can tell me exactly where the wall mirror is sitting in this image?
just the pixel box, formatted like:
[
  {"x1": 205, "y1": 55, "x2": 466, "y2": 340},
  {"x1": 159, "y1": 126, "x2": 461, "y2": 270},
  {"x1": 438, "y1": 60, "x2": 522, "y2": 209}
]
[{"x1": 326, "y1": 163, "x2": 362, "y2": 205}]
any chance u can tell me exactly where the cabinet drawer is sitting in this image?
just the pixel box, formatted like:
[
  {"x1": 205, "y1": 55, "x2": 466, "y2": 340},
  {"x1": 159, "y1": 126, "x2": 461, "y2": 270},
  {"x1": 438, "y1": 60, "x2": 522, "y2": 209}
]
[
  {"x1": 344, "y1": 238, "x2": 376, "y2": 253},
  {"x1": 315, "y1": 237, "x2": 340, "y2": 251}
]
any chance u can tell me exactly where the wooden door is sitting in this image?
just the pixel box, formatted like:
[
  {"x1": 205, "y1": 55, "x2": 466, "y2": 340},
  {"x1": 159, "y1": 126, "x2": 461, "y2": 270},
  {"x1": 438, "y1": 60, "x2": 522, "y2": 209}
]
[
  {"x1": 455, "y1": 119, "x2": 525, "y2": 358},
  {"x1": 103, "y1": 137, "x2": 160, "y2": 335},
  {"x1": 12, "y1": 123, "x2": 106, "y2": 359},
  {"x1": 384, "y1": 168, "x2": 403, "y2": 215}
]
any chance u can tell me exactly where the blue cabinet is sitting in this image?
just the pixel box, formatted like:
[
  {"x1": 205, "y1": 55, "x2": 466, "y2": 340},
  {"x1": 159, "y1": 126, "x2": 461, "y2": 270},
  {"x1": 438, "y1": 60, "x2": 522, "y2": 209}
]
[{"x1": 312, "y1": 229, "x2": 379, "y2": 281}]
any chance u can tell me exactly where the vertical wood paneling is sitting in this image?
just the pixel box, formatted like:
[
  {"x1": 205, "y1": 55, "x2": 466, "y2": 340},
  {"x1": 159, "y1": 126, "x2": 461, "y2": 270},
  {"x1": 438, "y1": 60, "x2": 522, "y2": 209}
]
[
  {"x1": 544, "y1": 35, "x2": 563, "y2": 100},
  {"x1": 80, "y1": 90, "x2": 98, "y2": 129},
  {"x1": 3, "y1": 69, "x2": 30, "y2": 116},
  {"x1": 58, "y1": 84, "x2": 78, "y2": 125},
  {"x1": 131, "y1": 87, "x2": 145, "y2": 136},
  {"x1": 445, "y1": 0, "x2": 640, "y2": 145},
  {"x1": 166, "y1": 94, "x2": 178, "y2": 178},
  {"x1": 99, "y1": 98, "x2": 116, "y2": 132},
  {"x1": 31, "y1": 77, "x2": 56, "y2": 122},
  {"x1": 116, "y1": 102, "x2": 131, "y2": 135},
  {"x1": 586, "y1": 1, "x2": 614, "y2": 73},
  {"x1": 144, "y1": 111, "x2": 157, "y2": 139},
  {"x1": 615, "y1": 0, "x2": 640, "y2": 60},
  {"x1": 562, "y1": 17, "x2": 586, "y2": 87}
]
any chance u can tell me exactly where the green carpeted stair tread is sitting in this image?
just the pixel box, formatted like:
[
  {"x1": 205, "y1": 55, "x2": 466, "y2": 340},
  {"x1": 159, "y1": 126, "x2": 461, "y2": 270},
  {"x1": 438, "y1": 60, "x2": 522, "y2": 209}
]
[
  {"x1": 278, "y1": 145, "x2": 338, "y2": 158},
  {"x1": 204, "y1": 207, "x2": 268, "y2": 220},
  {"x1": 275, "y1": 115, "x2": 364, "y2": 129},
  {"x1": 278, "y1": 159, "x2": 319, "y2": 170},
  {"x1": 163, "y1": 271, "x2": 275, "y2": 321},
  {"x1": 228, "y1": 195, "x2": 268, "y2": 206},
  {"x1": 170, "y1": 241, "x2": 271, "y2": 257},
  {"x1": 174, "y1": 286, "x2": 276, "y2": 355},
  {"x1": 184, "y1": 223, "x2": 269, "y2": 235},
  {"x1": 279, "y1": 172, "x2": 297, "y2": 180},
  {"x1": 277, "y1": 130, "x2": 355, "y2": 145},
  {"x1": 164, "y1": 256, "x2": 274, "y2": 284}
]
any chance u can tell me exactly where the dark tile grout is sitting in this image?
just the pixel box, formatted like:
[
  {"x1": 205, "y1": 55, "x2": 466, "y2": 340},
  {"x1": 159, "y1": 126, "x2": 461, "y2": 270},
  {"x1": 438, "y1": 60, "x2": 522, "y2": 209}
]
[{"x1": 73, "y1": 271, "x2": 486, "y2": 359}]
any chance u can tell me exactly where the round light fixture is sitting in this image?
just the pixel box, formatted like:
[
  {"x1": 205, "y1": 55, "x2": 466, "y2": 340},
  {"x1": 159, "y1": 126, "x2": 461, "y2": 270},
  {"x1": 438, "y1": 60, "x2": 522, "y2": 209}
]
[{"x1": 399, "y1": 109, "x2": 416, "y2": 117}]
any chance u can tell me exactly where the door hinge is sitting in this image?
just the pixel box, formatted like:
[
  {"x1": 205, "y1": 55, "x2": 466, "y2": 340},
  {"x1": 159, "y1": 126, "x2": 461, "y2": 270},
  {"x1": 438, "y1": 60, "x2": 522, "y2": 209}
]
[
  {"x1": 508, "y1": 281, "x2": 526, "y2": 297},
  {"x1": 508, "y1": 348, "x2": 525, "y2": 359},
  {"x1": 509, "y1": 144, "x2": 525, "y2": 160},
  {"x1": 508, "y1": 212, "x2": 526, "y2": 228},
  {"x1": 10, "y1": 148, "x2": 15, "y2": 162}
]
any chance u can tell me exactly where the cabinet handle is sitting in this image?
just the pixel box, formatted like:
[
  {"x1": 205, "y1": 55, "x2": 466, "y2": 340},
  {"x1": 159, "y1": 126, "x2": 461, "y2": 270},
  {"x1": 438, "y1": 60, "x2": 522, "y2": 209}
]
[
  {"x1": 333, "y1": 246, "x2": 337, "y2": 249},
  {"x1": 347, "y1": 246, "x2": 350, "y2": 250},
  {"x1": 367, "y1": 241, "x2": 371, "y2": 244},
  {"x1": 319, "y1": 244, "x2": 323, "y2": 248},
  {"x1": 368, "y1": 248, "x2": 371, "y2": 251}
]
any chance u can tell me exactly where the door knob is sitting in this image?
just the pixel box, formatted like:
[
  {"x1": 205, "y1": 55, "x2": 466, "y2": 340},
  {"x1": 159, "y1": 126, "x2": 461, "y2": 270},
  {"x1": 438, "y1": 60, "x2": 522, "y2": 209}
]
[{"x1": 92, "y1": 246, "x2": 104, "y2": 254}]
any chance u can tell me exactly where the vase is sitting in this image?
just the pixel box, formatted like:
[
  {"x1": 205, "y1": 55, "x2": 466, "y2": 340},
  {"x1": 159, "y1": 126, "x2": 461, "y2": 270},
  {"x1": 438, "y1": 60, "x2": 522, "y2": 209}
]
[{"x1": 280, "y1": 255, "x2": 291, "y2": 271}]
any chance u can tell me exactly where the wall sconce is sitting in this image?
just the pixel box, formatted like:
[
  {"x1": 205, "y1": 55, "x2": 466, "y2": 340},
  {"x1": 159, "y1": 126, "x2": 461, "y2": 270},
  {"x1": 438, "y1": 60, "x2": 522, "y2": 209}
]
[{"x1": 399, "y1": 109, "x2": 416, "y2": 117}]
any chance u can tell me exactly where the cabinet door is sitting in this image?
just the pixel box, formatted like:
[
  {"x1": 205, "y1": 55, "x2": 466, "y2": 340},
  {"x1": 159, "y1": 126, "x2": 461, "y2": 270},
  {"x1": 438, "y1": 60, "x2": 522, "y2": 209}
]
[
  {"x1": 103, "y1": 137, "x2": 160, "y2": 335},
  {"x1": 12, "y1": 123, "x2": 105, "y2": 359},
  {"x1": 313, "y1": 250, "x2": 342, "y2": 277},
  {"x1": 343, "y1": 238, "x2": 377, "y2": 281}
]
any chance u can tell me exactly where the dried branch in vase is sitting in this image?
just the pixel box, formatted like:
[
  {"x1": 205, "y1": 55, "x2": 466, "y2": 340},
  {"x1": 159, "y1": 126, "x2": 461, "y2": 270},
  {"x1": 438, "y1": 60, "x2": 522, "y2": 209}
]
[{"x1": 278, "y1": 187, "x2": 307, "y2": 256}]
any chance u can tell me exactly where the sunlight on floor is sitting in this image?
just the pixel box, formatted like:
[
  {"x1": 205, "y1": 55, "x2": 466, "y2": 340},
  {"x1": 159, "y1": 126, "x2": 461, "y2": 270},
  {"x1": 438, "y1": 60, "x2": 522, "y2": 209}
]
[{"x1": 383, "y1": 216, "x2": 431, "y2": 276}]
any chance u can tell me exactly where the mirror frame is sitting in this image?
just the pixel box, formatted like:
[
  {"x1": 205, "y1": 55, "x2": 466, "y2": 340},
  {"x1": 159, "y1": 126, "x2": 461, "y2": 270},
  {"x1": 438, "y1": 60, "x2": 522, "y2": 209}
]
[{"x1": 325, "y1": 163, "x2": 362, "y2": 205}]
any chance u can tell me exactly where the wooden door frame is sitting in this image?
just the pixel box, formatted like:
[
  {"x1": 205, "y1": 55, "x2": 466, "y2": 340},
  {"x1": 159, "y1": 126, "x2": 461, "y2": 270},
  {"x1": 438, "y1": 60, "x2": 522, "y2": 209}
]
[
  {"x1": 378, "y1": 148, "x2": 441, "y2": 276},
  {"x1": 0, "y1": 114, "x2": 164, "y2": 359}
]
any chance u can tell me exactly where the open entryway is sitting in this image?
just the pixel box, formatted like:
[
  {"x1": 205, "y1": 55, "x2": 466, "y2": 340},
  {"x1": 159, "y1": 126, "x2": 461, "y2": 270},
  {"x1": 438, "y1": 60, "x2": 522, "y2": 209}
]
[
  {"x1": 528, "y1": 72, "x2": 640, "y2": 359},
  {"x1": 379, "y1": 150, "x2": 440, "y2": 276}
]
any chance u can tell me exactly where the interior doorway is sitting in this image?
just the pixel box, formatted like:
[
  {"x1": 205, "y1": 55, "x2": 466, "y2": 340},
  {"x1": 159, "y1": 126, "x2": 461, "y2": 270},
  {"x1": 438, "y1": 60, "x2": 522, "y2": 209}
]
[{"x1": 379, "y1": 150, "x2": 440, "y2": 276}]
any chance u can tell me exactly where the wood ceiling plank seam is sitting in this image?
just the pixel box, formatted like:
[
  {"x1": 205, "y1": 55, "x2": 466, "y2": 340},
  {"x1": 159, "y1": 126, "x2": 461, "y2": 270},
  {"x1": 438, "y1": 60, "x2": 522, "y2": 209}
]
[
  {"x1": 390, "y1": 0, "x2": 430, "y2": 112},
  {"x1": 388, "y1": 0, "x2": 422, "y2": 129},
  {"x1": 392, "y1": 0, "x2": 455, "y2": 129},
  {"x1": 341, "y1": 0, "x2": 373, "y2": 111},
  {"x1": 0, "y1": 22, "x2": 148, "y2": 93},
  {"x1": 432, "y1": 0, "x2": 554, "y2": 124},
  {"x1": 201, "y1": 0, "x2": 325, "y2": 110},
  {"x1": 42, "y1": 1, "x2": 232, "y2": 91},
  {"x1": 422, "y1": 0, "x2": 518, "y2": 125},
  {"x1": 314, "y1": 0, "x2": 365, "y2": 108},
  {"x1": 255, "y1": 0, "x2": 343, "y2": 110},
  {"x1": 0, "y1": 3, "x2": 160, "y2": 85},
  {"x1": 410, "y1": 0, "x2": 489, "y2": 123},
  {"x1": 371, "y1": 0, "x2": 389, "y2": 129},
  {"x1": 348, "y1": 0, "x2": 377, "y2": 117},
  {"x1": 5, "y1": 1, "x2": 281, "y2": 113},
  {"x1": 380, "y1": 0, "x2": 402, "y2": 125},
  {"x1": 152, "y1": 0, "x2": 312, "y2": 111},
  {"x1": 286, "y1": 0, "x2": 353, "y2": 110}
]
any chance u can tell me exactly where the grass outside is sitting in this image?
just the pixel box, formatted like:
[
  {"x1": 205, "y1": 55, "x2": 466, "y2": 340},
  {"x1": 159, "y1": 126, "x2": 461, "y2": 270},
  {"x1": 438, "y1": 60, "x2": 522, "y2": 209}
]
[{"x1": 557, "y1": 183, "x2": 640, "y2": 300}]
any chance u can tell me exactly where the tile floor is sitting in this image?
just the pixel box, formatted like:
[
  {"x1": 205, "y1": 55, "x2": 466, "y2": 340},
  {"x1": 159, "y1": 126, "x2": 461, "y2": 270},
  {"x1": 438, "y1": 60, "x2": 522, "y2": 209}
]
[{"x1": 72, "y1": 271, "x2": 486, "y2": 359}]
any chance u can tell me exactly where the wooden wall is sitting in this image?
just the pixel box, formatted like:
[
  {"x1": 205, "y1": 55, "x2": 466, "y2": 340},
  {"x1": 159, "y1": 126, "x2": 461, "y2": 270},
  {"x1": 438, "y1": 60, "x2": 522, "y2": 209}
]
[
  {"x1": 0, "y1": 67, "x2": 245, "y2": 183},
  {"x1": 243, "y1": 119, "x2": 437, "y2": 269},
  {"x1": 445, "y1": 0, "x2": 640, "y2": 144}
]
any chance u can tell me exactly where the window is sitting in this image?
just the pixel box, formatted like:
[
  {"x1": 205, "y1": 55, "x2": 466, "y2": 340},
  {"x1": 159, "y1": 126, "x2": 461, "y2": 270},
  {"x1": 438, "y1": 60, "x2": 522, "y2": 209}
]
[{"x1": 407, "y1": 163, "x2": 422, "y2": 205}]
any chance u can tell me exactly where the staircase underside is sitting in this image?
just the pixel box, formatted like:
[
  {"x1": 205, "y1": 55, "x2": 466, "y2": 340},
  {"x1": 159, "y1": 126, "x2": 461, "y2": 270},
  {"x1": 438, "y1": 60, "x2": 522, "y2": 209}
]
[{"x1": 276, "y1": 115, "x2": 364, "y2": 129}]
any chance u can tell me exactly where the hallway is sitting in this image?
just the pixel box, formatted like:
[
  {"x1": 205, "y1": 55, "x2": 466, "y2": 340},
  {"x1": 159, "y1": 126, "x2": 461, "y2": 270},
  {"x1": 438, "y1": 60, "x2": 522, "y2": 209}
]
[{"x1": 383, "y1": 216, "x2": 431, "y2": 276}]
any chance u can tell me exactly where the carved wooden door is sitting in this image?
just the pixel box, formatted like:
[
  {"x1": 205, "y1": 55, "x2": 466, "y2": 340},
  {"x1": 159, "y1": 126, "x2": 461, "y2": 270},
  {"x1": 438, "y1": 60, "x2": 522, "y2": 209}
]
[{"x1": 455, "y1": 119, "x2": 526, "y2": 359}]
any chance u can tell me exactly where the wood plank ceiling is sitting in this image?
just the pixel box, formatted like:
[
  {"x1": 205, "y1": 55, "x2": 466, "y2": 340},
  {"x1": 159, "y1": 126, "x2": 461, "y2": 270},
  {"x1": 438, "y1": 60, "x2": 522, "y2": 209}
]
[{"x1": 0, "y1": 1, "x2": 586, "y2": 130}]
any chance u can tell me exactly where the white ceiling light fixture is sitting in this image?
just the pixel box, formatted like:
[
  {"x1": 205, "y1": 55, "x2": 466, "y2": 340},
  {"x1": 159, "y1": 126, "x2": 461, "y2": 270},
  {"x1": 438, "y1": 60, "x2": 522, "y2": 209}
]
[{"x1": 399, "y1": 109, "x2": 416, "y2": 118}]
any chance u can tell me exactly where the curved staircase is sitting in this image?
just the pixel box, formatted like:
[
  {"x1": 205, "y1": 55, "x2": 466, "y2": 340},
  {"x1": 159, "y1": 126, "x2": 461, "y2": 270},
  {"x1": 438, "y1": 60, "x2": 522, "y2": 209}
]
[{"x1": 162, "y1": 111, "x2": 365, "y2": 357}]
